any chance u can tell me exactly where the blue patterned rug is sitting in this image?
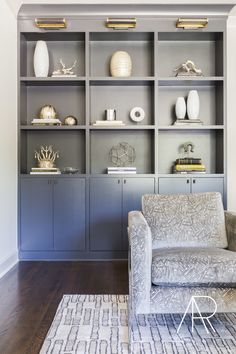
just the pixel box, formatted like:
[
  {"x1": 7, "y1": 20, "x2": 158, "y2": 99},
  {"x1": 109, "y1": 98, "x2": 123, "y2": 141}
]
[{"x1": 40, "y1": 295, "x2": 236, "y2": 354}]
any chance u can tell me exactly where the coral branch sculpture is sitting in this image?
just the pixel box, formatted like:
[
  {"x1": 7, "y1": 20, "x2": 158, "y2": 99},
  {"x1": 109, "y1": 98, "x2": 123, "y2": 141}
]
[
  {"x1": 34, "y1": 145, "x2": 59, "y2": 169},
  {"x1": 174, "y1": 60, "x2": 203, "y2": 77},
  {"x1": 52, "y1": 59, "x2": 77, "y2": 77}
]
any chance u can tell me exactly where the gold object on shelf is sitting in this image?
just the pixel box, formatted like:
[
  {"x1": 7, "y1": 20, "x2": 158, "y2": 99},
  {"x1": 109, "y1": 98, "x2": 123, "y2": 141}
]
[
  {"x1": 34, "y1": 145, "x2": 59, "y2": 169},
  {"x1": 35, "y1": 18, "x2": 67, "y2": 29},
  {"x1": 106, "y1": 18, "x2": 136, "y2": 29},
  {"x1": 39, "y1": 105, "x2": 57, "y2": 119},
  {"x1": 176, "y1": 18, "x2": 208, "y2": 29},
  {"x1": 64, "y1": 115, "x2": 78, "y2": 126}
]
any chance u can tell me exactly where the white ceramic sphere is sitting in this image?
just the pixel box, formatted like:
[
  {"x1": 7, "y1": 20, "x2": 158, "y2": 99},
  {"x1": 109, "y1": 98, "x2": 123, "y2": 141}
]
[
  {"x1": 175, "y1": 97, "x2": 186, "y2": 119},
  {"x1": 187, "y1": 90, "x2": 200, "y2": 119},
  {"x1": 110, "y1": 51, "x2": 132, "y2": 77},
  {"x1": 34, "y1": 40, "x2": 49, "y2": 77}
]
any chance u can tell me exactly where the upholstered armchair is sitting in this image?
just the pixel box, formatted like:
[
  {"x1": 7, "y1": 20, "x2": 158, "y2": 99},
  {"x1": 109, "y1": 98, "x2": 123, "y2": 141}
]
[{"x1": 128, "y1": 192, "x2": 236, "y2": 319}]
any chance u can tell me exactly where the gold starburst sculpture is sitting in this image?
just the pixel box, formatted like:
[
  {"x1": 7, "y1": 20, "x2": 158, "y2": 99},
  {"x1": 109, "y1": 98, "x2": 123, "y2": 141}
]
[{"x1": 34, "y1": 145, "x2": 59, "y2": 169}]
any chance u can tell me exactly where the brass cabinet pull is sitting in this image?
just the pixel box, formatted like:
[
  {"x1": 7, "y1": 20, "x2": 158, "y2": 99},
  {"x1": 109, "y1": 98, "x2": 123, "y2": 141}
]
[
  {"x1": 106, "y1": 18, "x2": 136, "y2": 30},
  {"x1": 35, "y1": 18, "x2": 67, "y2": 29},
  {"x1": 176, "y1": 18, "x2": 208, "y2": 30}
]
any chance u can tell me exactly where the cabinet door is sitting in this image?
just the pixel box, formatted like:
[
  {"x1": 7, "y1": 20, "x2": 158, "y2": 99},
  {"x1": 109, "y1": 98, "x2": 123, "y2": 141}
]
[
  {"x1": 158, "y1": 177, "x2": 191, "y2": 194},
  {"x1": 20, "y1": 178, "x2": 53, "y2": 251},
  {"x1": 191, "y1": 177, "x2": 224, "y2": 197},
  {"x1": 90, "y1": 178, "x2": 122, "y2": 251},
  {"x1": 122, "y1": 177, "x2": 155, "y2": 249},
  {"x1": 54, "y1": 178, "x2": 86, "y2": 251}
]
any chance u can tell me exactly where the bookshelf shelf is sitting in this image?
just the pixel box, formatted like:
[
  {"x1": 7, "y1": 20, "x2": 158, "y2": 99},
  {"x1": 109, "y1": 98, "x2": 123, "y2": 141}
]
[
  {"x1": 158, "y1": 125, "x2": 224, "y2": 130},
  {"x1": 158, "y1": 83, "x2": 223, "y2": 126},
  {"x1": 158, "y1": 173, "x2": 225, "y2": 178},
  {"x1": 158, "y1": 130, "x2": 224, "y2": 175},
  {"x1": 158, "y1": 77, "x2": 224, "y2": 87},
  {"x1": 20, "y1": 125, "x2": 86, "y2": 130},
  {"x1": 20, "y1": 77, "x2": 86, "y2": 86},
  {"x1": 89, "y1": 77, "x2": 155, "y2": 85},
  {"x1": 18, "y1": 4, "x2": 228, "y2": 260},
  {"x1": 89, "y1": 125, "x2": 155, "y2": 130}
]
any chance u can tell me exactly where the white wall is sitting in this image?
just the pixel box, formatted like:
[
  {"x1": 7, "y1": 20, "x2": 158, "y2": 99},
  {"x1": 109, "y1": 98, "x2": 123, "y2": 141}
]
[{"x1": 0, "y1": 0, "x2": 18, "y2": 277}]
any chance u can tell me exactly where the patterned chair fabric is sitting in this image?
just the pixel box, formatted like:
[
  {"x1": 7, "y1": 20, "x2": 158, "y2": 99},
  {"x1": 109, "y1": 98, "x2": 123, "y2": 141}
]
[
  {"x1": 152, "y1": 247, "x2": 236, "y2": 287},
  {"x1": 128, "y1": 192, "x2": 236, "y2": 315},
  {"x1": 142, "y1": 192, "x2": 228, "y2": 249}
]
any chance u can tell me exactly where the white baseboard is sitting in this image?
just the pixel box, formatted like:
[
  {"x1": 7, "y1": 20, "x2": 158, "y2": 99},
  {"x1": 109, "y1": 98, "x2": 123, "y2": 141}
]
[{"x1": 0, "y1": 252, "x2": 18, "y2": 279}]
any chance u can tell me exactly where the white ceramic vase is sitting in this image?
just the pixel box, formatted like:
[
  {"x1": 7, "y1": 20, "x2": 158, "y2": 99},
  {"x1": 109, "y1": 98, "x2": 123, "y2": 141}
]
[
  {"x1": 33, "y1": 40, "x2": 49, "y2": 77},
  {"x1": 187, "y1": 90, "x2": 200, "y2": 119},
  {"x1": 110, "y1": 51, "x2": 132, "y2": 77},
  {"x1": 175, "y1": 97, "x2": 186, "y2": 119}
]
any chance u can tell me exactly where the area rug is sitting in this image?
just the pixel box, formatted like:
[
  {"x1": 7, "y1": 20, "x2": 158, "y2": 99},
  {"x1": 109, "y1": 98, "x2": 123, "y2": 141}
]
[{"x1": 40, "y1": 295, "x2": 236, "y2": 354}]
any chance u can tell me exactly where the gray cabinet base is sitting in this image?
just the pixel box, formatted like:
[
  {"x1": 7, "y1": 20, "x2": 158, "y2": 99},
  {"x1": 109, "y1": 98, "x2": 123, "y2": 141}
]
[{"x1": 19, "y1": 250, "x2": 128, "y2": 260}]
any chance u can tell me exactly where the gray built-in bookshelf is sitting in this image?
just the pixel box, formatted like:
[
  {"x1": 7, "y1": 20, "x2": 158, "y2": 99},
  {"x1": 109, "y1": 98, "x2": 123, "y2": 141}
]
[{"x1": 18, "y1": 4, "x2": 233, "y2": 260}]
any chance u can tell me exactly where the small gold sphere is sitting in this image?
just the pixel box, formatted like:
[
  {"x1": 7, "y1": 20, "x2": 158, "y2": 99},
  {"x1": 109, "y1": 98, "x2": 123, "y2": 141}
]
[{"x1": 64, "y1": 115, "x2": 78, "y2": 126}]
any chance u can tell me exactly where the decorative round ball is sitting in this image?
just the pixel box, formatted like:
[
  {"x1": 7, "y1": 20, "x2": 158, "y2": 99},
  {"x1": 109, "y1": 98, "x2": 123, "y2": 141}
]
[
  {"x1": 39, "y1": 105, "x2": 57, "y2": 119},
  {"x1": 64, "y1": 115, "x2": 78, "y2": 126},
  {"x1": 110, "y1": 51, "x2": 132, "y2": 77}
]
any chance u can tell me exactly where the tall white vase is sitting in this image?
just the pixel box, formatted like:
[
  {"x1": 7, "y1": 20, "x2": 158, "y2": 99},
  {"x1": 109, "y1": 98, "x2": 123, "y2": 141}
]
[
  {"x1": 187, "y1": 90, "x2": 200, "y2": 119},
  {"x1": 34, "y1": 40, "x2": 49, "y2": 77},
  {"x1": 175, "y1": 97, "x2": 186, "y2": 119}
]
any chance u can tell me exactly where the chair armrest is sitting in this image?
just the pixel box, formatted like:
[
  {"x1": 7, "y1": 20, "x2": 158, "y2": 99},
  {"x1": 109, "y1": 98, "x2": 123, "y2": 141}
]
[
  {"x1": 225, "y1": 211, "x2": 236, "y2": 251},
  {"x1": 128, "y1": 211, "x2": 152, "y2": 314}
]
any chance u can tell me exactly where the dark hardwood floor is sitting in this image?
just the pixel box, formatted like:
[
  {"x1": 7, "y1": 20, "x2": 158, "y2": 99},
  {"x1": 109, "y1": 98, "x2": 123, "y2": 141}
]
[{"x1": 0, "y1": 261, "x2": 128, "y2": 354}]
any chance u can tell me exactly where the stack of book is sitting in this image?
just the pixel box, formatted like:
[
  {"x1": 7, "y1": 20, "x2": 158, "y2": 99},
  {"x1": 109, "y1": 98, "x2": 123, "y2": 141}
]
[
  {"x1": 107, "y1": 167, "x2": 137, "y2": 174},
  {"x1": 30, "y1": 167, "x2": 61, "y2": 175},
  {"x1": 173, "y1": 158, "x2": 206, "y2": 174},
  {"x1": 31, "y1": 118, "x2": 62, "y2": 126},
  {"x1": 173, "y1": 119, "x2": 203, "y2": 126},
  {"x1": 93, "y1": 120, "x2": 125, "y2": 126}
]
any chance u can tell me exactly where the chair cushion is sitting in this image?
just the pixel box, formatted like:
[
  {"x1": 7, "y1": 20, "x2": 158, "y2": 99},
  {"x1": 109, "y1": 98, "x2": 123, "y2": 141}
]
[
  {"x1": 152, "y1": 247, "x2": 236, "y2": 287},
  {"x1": 142, "y1": 192, "x2": 227, "y2": 249}
]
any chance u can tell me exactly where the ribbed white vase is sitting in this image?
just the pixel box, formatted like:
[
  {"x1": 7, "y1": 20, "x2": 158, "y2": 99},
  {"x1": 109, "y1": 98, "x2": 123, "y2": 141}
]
[
  {"x1": 110, "y1": 51, "x2": 132, "y2": 77},
  {"x1": 175, "y1": 97, "x2": 186, "y2": 119},
  {"x1": 187, "y1": 90, "x2": 200, "y2": 120},
  {"x1": 33, "y1": 40, "x2": 49, "y2": 77}
]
